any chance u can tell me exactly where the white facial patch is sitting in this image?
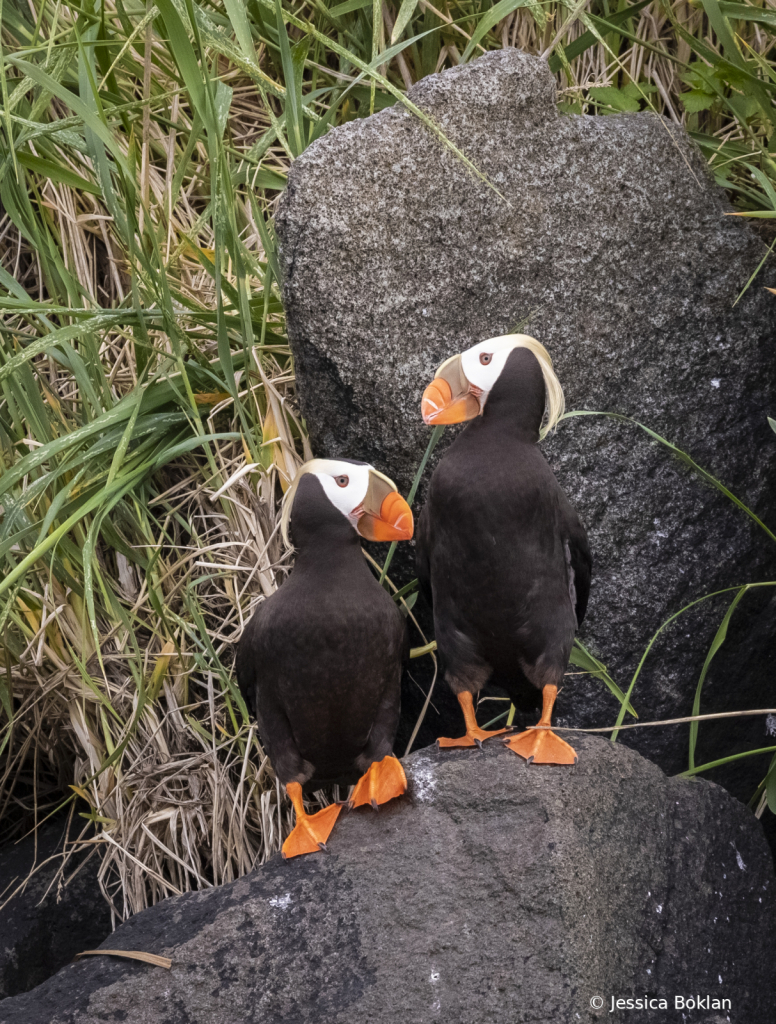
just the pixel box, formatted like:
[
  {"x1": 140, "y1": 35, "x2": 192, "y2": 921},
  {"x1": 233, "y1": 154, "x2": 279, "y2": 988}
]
[
  {"x1": 311, "y1": 460, "x2": 371, "y2": 526},
  {"x1": 460, "y1": 336, "x2": 522, "y2": 397}
]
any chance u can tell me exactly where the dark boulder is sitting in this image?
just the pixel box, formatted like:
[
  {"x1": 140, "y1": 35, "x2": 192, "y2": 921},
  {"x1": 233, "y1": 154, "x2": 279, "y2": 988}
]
[
  {"x1": 275, "y1": 48, "x2": 776, "y2": 797},
  {"x1": 0, "y1": 737, "x2": 773, "y2": 1023},
  {"x1": 0, "y1": 816, "x2": 112, "y2": 1000}
]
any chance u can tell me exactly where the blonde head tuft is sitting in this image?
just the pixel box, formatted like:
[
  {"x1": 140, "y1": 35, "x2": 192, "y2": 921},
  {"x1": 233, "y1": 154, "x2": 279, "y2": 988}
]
[{"x1": 492, "y1": 334, "x2": 564, "y2": 438}]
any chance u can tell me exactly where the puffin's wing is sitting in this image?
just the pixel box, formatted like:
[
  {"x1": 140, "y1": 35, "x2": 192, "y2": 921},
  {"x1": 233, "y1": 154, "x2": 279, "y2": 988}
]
[
  {"x1": 234, "y1": 613, "x2": 259, "y2": 715},
  {"x1": 415, "y1": 502, "x2": 433, "y2": 607},
  {"x1": 562, "y1": 501, "x2": 592, "y2": 627}
]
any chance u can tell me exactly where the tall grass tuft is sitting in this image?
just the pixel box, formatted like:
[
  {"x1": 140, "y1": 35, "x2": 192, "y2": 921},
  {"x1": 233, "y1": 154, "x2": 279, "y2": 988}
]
[{"x1": 1, "y1": 0, "x2": 775, "y2": 918}]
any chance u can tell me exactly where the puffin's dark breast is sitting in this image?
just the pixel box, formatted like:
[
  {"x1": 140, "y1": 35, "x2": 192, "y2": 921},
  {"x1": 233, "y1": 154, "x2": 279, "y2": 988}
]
[
  {"x1": 252, "y1": 571, "x2": 404, "y2": 781},
  {"x1": 422, "y1": 431, "x2": 576, "y2": 686}
]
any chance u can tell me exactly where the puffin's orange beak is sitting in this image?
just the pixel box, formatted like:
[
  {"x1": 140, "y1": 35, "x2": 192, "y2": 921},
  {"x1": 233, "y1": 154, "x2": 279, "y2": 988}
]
[
  {"x1": 356, "y1": 472, "x2": 414, "y2": 542},
  {"x1": 421, "y1": 379, "x2": 480, "y2": 425},
  {"x1": 362, "y1": 492, "x2": 414, "y2": 542},
  {"x1": 421, "y1": 353, "x2": 482, "y2": 425}
]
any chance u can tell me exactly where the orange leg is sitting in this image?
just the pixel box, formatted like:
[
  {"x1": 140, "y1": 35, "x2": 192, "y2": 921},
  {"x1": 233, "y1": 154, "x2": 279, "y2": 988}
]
[
  {"x1": 348, "y1": 755, "x2": 407, "y2": 810},
  {"x1": 282, "y1": 782, "x2": 342, "y2": 860},
  {"x1": 437, "y1": 692, "x2": 509, "y2": 749},
  {"x1": 503, "y1": 685, "x2": 577, "y2": 765}
]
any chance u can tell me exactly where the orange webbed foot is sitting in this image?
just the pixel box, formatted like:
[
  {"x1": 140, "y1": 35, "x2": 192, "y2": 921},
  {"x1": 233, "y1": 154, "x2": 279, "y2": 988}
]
[
  {"x1": 282, "y1": 802, "x2": 341, "y2": 859},
  {"x1": 348, "y1": 755, "x2": 407, "y2": 810},
  {"x1": 503, "y1": 684, "x2": 577, "y2": 765},
  {"x1": 437, "y1": 691, "x2": 508, "y2": 750},
  {"x1": 282, "y1": 784, "x2": 342, "y2": 860},
  {"x1": 504, "y1": 727, "x2": 577, "y2": 765},
  {"x1": 437, "y1": 726, "x2": 508, "y2": 749}
]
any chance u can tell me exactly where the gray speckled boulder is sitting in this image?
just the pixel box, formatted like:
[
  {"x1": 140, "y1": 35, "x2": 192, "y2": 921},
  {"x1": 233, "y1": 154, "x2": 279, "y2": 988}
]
[
  {"x1": 276, "y1": 48, "x2": 776, "y2": 784},
  {"x1": 1, "y1": 737, "x2": 773, "y2": 1024}
]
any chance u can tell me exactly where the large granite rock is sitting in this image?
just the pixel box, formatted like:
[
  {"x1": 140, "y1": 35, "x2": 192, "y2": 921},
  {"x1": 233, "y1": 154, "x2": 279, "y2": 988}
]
[
  {"x1": 1, "y1": 737, "x2": 772, "y2": 1023},
  {"x1": 276, "y1": 48, "x2": 776, "y2": 789},
  {"x1": 0, "y1": 817, "x2": 112, "y2": 999}
]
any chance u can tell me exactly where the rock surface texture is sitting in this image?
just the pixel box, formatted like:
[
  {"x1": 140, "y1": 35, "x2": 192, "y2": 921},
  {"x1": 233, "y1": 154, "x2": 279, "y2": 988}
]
[
  {"x1": 276, "y1": 48, "x2": 776, "y2": 785},
  {"x1": 1, "y1": 737, "x2": 773, "y2": 1024},
  {"x1": 0, "y1": 817, "x2": 112, "y2": 999}
]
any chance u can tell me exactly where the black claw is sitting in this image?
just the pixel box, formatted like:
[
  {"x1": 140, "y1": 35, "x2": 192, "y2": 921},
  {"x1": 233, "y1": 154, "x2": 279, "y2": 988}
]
[
  {"x1": 370, "y1": 800, "x2": 379, "y2": 811},
  {"x1": 474, "y1": 737, "x2": 484, "y2": 750},
  {"x1": 317, "y1": 842, "x2": 329, "y2": 853}
]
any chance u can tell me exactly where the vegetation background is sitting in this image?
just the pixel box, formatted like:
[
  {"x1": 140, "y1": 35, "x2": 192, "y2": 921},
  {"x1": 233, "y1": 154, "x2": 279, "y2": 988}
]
[{"x1": 1, "y1": 0, "x2": 775, "y2": 923}]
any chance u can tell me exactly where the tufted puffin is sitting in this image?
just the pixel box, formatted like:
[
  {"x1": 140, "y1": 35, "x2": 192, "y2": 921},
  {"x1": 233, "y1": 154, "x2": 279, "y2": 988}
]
[
  {"x1": 416, "y1": 335, "x2": 591, "y2": 764},
  {"x1": 236, "y1": 459, "x2": 413, "y2": 859}
]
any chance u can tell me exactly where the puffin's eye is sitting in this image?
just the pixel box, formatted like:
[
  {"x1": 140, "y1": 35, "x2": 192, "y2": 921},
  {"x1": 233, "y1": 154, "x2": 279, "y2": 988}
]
[
  {"x1": 335, "y1": 475, "x2": 349, "y2": 488},
  {"x1": 479, "y1": 353, "x2": 492, "y2": 365}
]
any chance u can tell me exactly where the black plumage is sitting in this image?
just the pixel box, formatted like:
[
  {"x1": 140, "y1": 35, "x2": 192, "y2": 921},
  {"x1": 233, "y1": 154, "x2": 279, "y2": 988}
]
[
  {"x1": 236, "y1": 467, "x2": 410, "y2": 856},
  {"x1": 416, "y1": 344, "x2": 591, "y2": 760}
]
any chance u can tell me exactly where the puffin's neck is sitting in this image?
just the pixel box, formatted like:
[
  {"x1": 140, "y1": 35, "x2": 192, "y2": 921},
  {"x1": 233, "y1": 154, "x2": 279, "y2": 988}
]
[
  {"x1": 291, "y1": 524, "x2": 366, "y2": 577},
  {"x1": 288, "y1": 473, "x2": 369, "y2": 578},
  {"x1": 477, "y1": 347, "x2": 546, "y2": 443}
]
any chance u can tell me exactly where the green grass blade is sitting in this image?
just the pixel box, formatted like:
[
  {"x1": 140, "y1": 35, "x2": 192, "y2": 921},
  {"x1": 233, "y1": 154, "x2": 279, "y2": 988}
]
[
  {"x1": 379, "y1": 423, "x2": 444, "y2": 585},
  {"x1": 688, "y1": 586, "x2": 749, "y2": 770},
  {"x1": 391, "y1": 0, "x2": 418, "y2": 44},
  {"x1": 569, "y1": 638, "x2": 637, "y2": 718}
]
